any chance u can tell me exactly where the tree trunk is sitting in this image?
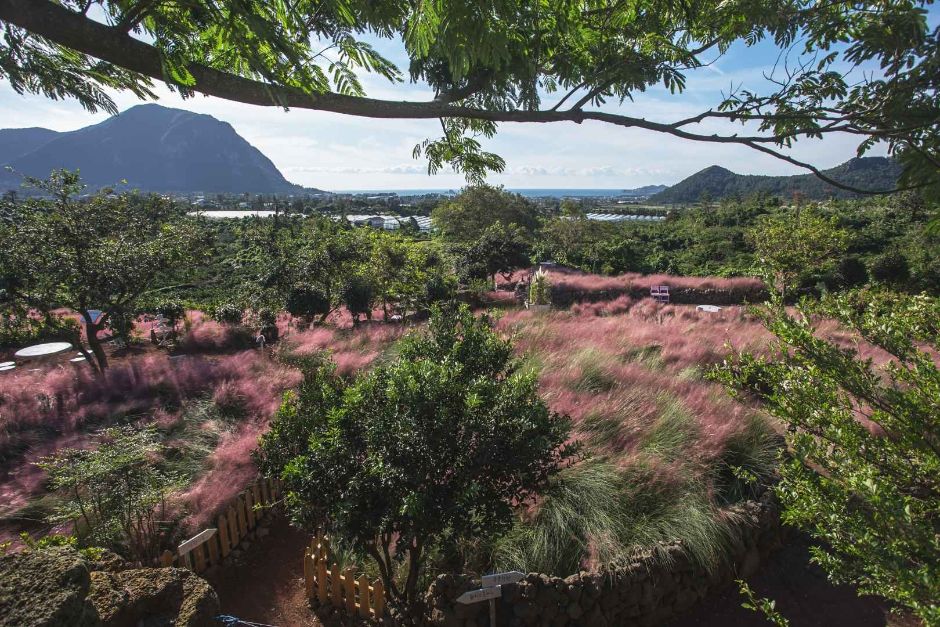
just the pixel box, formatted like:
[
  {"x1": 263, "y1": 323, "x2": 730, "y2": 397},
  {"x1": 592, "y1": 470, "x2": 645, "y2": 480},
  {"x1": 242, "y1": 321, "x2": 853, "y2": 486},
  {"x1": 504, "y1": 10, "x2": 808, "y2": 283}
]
[{"x1": 85, "y1": 318, "x2": 109, "y2": 371}]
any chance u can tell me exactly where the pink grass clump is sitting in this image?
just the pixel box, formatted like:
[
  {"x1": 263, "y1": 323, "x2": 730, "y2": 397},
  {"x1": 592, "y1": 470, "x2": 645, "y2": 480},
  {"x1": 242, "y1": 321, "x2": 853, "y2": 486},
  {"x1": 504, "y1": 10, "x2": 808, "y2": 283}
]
[{"x1": 178, "y1": 424, "x2": 265, "y2": 531}]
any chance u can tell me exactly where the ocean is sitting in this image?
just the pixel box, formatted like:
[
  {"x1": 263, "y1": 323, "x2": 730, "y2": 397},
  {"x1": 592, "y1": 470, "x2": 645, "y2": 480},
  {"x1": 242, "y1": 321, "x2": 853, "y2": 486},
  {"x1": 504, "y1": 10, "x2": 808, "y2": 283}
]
[{"x1": 333, "y1": 188, "x2": 634, "y2": 198}]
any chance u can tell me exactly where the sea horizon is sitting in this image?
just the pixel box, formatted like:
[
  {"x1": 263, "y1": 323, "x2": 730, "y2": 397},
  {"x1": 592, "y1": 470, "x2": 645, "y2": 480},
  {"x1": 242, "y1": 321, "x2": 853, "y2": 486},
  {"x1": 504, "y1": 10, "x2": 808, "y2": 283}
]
[{"x1": 330, "y1": 188, "x2": 654, "y2": 198}]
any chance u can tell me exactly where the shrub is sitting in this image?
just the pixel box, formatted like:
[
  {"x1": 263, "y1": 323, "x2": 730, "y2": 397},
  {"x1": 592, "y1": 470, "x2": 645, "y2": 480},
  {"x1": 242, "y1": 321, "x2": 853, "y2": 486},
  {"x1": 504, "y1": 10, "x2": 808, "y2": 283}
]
[
  {"x1": 212, "y1": 303, "x2": 244, "y2": 325},
  {"x1": 285, "y1": 285, "x2": 332, "y2": 324},
  {"x1": 869, "y1": 249, "x2": 910, "y2": 284},
  {"x1": 155, "y1": 300, "x2": 185, "y2": 326},
  {"x1": 342, "y1": 275, "x2": 375, "y2": 324},
  {"x1": 529, "y1": 267, "x2": 552, "y2": 305},
  {"x1": 259, "y1": 305, "x2": 579, "y2": 610},
  {"x1": 713, "y1": 291, "x2": 940, "y2": 623},
  {"x1": 36, "y1": 426, "x2": 181, "y2": 562}
]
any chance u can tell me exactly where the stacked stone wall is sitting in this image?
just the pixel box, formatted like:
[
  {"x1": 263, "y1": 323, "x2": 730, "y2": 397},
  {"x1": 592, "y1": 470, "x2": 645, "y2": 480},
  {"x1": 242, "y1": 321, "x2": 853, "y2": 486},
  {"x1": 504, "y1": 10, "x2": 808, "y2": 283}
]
[{"x1": 422, "y1": 490, "x2": 783, "y2": 627}]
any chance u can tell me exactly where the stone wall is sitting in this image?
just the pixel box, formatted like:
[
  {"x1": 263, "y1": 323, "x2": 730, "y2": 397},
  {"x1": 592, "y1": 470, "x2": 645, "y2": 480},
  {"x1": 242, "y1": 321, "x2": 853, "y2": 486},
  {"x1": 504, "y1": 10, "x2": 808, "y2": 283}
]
[
  {"x1": 422, "y1": 490, "x2": 783, "y2": 627},
  {"x1": 546, "y1": 284, "x2": 769, "y2": 308}
]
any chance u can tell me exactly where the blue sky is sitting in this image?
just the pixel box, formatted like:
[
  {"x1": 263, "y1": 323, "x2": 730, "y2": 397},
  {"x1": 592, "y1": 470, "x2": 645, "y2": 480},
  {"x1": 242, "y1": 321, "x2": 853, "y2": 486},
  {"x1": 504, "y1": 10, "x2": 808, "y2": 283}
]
[{"x1": 0, "y1": 23, "x2": 912, "y2": 191}]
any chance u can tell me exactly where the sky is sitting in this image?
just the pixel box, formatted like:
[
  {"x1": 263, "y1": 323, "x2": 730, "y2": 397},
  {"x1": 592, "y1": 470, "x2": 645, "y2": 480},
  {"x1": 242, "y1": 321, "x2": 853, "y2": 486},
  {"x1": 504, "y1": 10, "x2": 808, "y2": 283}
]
[{"x1": 0, "y1": 22, "x2": 905, "y2": 192}]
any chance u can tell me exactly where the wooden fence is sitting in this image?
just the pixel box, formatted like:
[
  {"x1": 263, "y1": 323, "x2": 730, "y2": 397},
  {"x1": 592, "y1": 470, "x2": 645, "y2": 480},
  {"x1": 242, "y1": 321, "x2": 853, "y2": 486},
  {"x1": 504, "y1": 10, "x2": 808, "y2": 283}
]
[
  {"x1": 304, "y1": 531, "x2": 386, "y2": 620},
  {"x1": 158, "y1": 476, "x2": 281, "y2": 574}
]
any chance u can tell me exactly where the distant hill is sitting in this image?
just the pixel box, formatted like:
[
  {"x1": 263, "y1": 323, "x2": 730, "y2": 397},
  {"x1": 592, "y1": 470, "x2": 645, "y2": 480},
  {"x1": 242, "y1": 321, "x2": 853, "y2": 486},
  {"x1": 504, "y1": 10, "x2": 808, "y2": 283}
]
[
  {"x1": 650, "y1": 157, "x2": 902, "y2": 204},
  {"x1": 0, "y1": 104, "x2": 318, "y2": 194},
  {"x1": 621, "y1": 184, "x2": 668, "y2": 197},
  {"x1": 0, "y1": 128, "x2": 61, "y2": 165}
]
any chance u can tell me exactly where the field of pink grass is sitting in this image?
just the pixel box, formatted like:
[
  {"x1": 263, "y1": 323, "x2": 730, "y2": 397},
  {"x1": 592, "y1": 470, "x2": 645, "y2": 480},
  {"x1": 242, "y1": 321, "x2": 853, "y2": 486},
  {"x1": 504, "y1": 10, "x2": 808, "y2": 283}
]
[
  {"x1": 497, "y1": 301, "x2": 774, "y2": 466},
  {"x1": 0, "y1": 312, "x2": 405, "y2": 539}
]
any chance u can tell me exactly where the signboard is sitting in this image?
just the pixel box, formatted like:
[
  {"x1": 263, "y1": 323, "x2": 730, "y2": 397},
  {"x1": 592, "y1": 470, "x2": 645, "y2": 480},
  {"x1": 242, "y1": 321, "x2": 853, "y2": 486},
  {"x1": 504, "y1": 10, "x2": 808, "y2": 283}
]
[
  {"x1": 456, "y1": 586, "x2": 502, "y2": 604},
  {"x1": 482, "y1": 571, "x2": 525, "y2": 588},
  {"x1": 178, "y1": 528, "x2": 217, "y2": 556}
]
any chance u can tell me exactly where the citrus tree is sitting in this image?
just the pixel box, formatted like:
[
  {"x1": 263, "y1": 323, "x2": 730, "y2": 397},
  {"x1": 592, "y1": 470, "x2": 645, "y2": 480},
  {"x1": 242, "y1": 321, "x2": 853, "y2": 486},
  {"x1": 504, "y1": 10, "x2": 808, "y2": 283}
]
[
  {"x1": 258, "y1": 305, "x2": 579, "y2": 611},
  {"x1": 3, "y1": 0, "x2": 936, "y2": 194}
]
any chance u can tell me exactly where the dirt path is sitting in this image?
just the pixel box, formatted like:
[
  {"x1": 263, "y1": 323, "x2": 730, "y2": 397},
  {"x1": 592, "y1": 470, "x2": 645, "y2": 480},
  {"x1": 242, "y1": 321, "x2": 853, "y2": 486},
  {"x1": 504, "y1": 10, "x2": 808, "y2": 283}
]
[
  {"x1": 208, "y1": 516, "x2": 321, "y2": 627},
  {"x1": 666, "y1": 533, "x2": 918, "y2": 627}
]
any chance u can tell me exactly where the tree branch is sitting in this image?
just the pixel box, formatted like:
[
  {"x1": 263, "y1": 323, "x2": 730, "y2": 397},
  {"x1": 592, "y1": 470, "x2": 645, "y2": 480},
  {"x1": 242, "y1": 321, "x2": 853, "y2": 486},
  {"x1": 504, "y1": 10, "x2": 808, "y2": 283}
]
[{"x1": 0, "y1": 0, "x2": 915, "y2": 195}]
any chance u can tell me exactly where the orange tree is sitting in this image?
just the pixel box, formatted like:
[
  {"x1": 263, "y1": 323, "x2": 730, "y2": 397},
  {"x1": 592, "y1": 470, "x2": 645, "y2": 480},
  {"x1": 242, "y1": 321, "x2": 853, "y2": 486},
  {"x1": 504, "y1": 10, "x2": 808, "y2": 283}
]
[{"x1": 258, "y1": 305, "x2": 579, "y2": 613}]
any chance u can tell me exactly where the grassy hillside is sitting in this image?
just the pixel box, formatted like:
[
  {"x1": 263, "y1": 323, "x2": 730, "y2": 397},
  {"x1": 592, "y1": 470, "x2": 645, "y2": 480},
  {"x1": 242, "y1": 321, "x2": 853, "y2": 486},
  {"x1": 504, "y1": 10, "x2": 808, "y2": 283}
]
[{"x1": 652, "y1": 157, "x2": 901, "y2": 203}]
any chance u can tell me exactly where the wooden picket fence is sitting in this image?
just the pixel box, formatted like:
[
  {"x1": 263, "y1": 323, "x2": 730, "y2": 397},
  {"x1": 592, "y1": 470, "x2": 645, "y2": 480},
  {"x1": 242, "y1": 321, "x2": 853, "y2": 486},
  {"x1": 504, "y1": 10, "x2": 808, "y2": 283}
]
[
  {"x1": 157, "y1": 477, "x2": 281, "y2": 574},
  {"x1": 304, "y1": 531, "x2": 386, "y2": 620}
]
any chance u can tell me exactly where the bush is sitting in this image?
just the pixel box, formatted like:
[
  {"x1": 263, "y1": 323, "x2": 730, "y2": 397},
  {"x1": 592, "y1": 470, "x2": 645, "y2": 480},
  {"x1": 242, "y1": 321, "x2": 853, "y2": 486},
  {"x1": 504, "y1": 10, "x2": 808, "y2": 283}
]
[
  {"x1": 37, "y1": 426, "x2": 181, "y2": 562},
  {"x1": 869, "y1": 249, "x2": 910, "y2": 284},
  {"x1": 342, "y1": 275, "x2": 375, "y2": 323},
  {"x1": 259, "y1": 305, "x2": 579, "y2": 610},
  {"x1": 155, "y1": 300, "x2": 185, "y2": 326},
  {"x1": 212, "y1": 303, "x2": 244, "y2": 325},
  {"x1": 713, "y1": 291, "x2": 940, "y2": 623},
  {"x1": 529, "y1": 268, "x2": 551, "y2": 305},
  {"x1": 285, "y1": 285, "x2": 331, "y2": 323}
]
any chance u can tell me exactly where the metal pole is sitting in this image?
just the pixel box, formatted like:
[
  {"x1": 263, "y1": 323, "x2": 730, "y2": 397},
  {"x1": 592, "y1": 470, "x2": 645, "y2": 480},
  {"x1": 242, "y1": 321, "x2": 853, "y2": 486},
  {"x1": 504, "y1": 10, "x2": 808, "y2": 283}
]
[{"x1": 489, "y1": 597, "x2": 496, "y2": 627}]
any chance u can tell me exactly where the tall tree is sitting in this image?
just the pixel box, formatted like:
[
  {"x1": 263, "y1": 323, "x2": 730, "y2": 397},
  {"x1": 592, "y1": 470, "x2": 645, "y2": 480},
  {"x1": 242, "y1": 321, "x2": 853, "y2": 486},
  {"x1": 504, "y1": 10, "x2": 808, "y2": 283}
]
[
  {"x1": 746, "y1": 209, "x2": 849, "y2": 298},
  {"x1": 4, "y1": 0, "x2": 935, "y2": 193},
  {"x1": 432, "y1": 185, "x2": 539, "y2": 242},
  {"x1": 0, "y1": 170, "x2": 204, "y2": 370}
]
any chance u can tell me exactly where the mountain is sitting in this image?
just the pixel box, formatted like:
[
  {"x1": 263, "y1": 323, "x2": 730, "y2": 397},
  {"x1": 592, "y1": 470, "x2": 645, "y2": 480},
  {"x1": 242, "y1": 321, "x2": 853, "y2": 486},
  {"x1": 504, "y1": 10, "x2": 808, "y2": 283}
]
[
  {"x1": 0, "y1": 104, "x2": 315, "y2": 194},
  {"x1": 650, "y1": 157, "x2": 902, "y2": 204},
  {"x1": 0, "y1": 128, "x2": 61, "y2": 165},
  {"x1": 621, "y1": 184, "x2": 668, "y2": 197}
]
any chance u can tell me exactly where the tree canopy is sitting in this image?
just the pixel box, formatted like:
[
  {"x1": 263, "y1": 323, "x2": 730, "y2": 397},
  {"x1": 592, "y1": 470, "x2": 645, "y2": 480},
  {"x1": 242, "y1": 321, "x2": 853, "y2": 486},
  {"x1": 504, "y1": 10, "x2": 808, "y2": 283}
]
[
  {"x1": 0, "y1": 170, "x2": 204, "y2": 370},
  {"x1": 714, "y1": 289, "x2": 940, "y2": 624},
  {"x1": 1, "y1": 0, "x2": 937, "y2": 193}
]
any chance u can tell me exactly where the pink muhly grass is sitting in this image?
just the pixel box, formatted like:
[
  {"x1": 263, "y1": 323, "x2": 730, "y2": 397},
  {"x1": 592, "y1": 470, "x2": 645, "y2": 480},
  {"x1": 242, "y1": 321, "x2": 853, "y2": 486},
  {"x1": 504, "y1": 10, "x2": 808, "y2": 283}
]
[{"x1": 178, "y1": 424, "x2": 265, "y2": 531}]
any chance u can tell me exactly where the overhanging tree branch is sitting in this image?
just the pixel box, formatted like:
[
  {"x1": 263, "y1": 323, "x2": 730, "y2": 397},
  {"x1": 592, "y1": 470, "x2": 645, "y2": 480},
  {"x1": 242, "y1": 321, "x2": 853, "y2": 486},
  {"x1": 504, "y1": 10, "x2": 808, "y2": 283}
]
[{"x1": 0, "y1": 0, "x2": 923, "y2": 194}]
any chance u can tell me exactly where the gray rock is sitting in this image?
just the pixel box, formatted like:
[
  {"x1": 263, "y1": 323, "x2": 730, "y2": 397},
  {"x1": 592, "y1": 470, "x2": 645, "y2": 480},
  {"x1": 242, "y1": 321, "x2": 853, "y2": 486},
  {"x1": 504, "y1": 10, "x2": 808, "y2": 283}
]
[
  {"x1": 565, "y1": 602, "x2": 583, "y2": 620},
  {"x1": 0, "y1": 547, "x2": 98, "y2": 627},
  {"x1": 88, "y1": 567, "x2": 220, "y2": 627}
]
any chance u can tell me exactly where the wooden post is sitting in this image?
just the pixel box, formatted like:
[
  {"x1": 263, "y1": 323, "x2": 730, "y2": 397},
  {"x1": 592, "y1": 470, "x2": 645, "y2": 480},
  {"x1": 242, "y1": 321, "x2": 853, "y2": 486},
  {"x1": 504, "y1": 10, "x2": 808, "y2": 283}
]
[
  {"x1": 206, "y1": 534, "x2": 219, "y2": 568},
  {"x1": 227, "y1": 506, "x2": 239, "y2": 546},
  {"x1": 357, "y1": 575, "x2": 371, "y2": 617},
  {"x1": 252, "y1": 483, "x2": 262, "y2": 518},
  {"x1": 236, "y1": 496, "x2": 248, "y2": 539},
  {"x1": 373, "y1": 579, "x2": 385, "y2": 618},
  {"x1": 245, "y1": 489, "x2": 256, "y2": 529},
  {"x1": 330, "y1": 563, "x2": 342, "y2": 607},
  {"x1": 218, "y1": 513, "x2": 231, "y2": 558},
  {"x1": 193, "y1": 543, "x2": 207, "y2": 573},
  {"x1": 261, "y1": 478, "x2": 271, "y2": 505},
  {"x1": 317, "y1": 558, "x2": 329, "y2": 604},
  {"x1": 343, "y1": 566, "x2": 357, "y2": 615},
  {"x1": 304, "y1": 551, "x2": 315, "y2": 599}
]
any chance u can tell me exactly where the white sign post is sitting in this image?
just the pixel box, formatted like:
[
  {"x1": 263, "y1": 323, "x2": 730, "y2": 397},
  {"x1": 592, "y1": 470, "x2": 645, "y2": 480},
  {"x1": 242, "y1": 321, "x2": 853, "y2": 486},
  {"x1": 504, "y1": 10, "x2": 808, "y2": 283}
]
[
  {"x1": 457, "y1": 571, "x2": 526, "y2": 626},
  {"x1": 177, "y1": 528, "x2": 217, "y2": 560}
]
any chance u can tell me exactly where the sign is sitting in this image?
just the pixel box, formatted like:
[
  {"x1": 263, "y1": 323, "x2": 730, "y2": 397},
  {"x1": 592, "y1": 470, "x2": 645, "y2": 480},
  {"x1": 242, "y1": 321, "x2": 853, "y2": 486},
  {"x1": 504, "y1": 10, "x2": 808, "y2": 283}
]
[
  {"x1": 178, "y1": 528, "x2": 217, "y2": 556},
  {"x1": 85, "y1": 310, "x2": 103, "y2": 325},
  {"x1": 482, "y1": 571, "x2": 525, "y2": 587},
  {"x1": 456, "y1": 586, "x2": 502, "y2": 604}
]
